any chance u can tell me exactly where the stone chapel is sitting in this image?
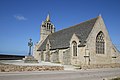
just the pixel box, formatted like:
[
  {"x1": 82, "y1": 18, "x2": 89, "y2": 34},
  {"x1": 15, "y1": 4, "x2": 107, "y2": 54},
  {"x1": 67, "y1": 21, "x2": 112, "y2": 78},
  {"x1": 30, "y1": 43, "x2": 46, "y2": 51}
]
[{"x1": 33, "y1": 14, "x2": 120, "y2": 67}]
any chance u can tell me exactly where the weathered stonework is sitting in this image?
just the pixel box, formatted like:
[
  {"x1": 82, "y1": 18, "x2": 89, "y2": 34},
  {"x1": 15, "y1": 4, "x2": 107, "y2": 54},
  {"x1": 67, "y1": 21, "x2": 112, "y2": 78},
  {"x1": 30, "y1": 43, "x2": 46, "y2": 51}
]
[
  {"x1": 62, "y1": 48, "x2": 71, "y2": 65},
  {"x1": 50, "y1": 50, "x2": 59, "y2": 63},
  {"x1": 45, "y1": 51, "x2": 50, "y2": 62}
]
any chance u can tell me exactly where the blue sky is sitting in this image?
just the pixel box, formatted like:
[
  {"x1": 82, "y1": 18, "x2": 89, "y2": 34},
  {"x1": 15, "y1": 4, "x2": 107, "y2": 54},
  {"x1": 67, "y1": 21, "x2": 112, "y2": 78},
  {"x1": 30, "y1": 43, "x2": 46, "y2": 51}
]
[{"x1": 0, "y1": 0, "x2": 120, "y2": 55}]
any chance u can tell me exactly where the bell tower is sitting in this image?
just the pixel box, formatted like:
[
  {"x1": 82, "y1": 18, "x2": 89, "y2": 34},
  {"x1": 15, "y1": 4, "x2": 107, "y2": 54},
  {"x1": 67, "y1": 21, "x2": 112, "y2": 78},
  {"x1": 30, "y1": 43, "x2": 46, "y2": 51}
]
[{"x1": 40, "y1": 14, "x2": 55, "y2": 42}]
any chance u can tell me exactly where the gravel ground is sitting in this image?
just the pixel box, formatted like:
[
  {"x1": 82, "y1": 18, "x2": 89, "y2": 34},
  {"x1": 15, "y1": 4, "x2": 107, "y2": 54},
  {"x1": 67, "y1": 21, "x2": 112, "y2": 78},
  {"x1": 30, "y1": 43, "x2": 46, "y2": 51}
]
[{"x1": 0, "y1": 68, "x2": 120, "y2": 80}]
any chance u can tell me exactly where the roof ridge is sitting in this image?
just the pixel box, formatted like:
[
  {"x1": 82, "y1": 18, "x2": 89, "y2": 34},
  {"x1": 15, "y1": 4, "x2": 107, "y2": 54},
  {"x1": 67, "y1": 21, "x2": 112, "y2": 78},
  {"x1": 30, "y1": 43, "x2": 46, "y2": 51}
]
[{"x1": 50, "y1": 17, "x2": 98, "y2": 36}]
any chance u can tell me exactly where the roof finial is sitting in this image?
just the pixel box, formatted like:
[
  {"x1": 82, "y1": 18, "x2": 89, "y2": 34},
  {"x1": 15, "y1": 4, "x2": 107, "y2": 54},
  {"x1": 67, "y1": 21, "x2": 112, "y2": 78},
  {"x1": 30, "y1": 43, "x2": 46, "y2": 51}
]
[{"x1": 46, "y1": 14, "x2": 50, "y2": 22}]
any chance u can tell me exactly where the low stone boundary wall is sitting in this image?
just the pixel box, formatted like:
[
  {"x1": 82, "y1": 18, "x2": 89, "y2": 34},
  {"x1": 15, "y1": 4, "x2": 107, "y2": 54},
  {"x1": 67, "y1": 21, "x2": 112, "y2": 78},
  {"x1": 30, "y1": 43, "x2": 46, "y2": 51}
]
[
  {"x1": 0, "y1": 63, "x2": 64, "y2": 72},
  {"x1": 82, "y1": 63, "x2": 120, "y2": 69}
]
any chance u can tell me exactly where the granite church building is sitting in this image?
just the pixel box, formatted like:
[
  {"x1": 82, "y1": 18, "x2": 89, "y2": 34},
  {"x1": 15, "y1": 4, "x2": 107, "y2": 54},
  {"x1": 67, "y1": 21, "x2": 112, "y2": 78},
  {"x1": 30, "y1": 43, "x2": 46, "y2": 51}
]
[{"x1": 33, "y1": 14, "x2": 120, "y2": 67}]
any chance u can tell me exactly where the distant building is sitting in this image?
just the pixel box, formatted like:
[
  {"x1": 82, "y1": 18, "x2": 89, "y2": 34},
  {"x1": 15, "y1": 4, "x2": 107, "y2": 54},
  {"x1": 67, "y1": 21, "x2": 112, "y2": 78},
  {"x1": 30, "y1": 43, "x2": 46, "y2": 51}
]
[{"x1": 34, "y1": 14, "x2": 120, "y2": 67}]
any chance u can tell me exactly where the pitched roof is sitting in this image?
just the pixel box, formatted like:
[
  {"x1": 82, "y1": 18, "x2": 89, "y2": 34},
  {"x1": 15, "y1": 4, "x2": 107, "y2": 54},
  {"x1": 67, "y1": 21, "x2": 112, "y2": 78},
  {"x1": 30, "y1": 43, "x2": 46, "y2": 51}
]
[{"x1": 38, "y1": 17, "x2": 98, "y2": 51}]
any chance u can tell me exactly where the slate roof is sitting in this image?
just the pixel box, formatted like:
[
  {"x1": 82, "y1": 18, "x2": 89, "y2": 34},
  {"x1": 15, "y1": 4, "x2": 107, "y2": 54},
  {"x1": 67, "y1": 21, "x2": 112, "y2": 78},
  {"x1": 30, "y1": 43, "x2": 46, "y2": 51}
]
[{"x1": 38, "y1": 17, "x2": 98, "y2": 51}]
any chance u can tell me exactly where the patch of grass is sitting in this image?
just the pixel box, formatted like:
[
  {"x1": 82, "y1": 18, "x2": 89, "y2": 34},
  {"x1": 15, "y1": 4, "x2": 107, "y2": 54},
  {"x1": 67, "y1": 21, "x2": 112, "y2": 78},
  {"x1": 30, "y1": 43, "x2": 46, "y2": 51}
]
[
  {"x1": 73, "y1": 65, "x2": 81, "y2": 67},
  {"x1": 111, "y1": 77, "x2": 120, "y2": 80},
  {"x1": 73, "y1": 65, "x2": 82, "y2": 69},
  {"x1": 0, "y1": 62, "x2": 4, "y2": 65},
  {"x1": 55, "y1": 62, "x2": 61, "y2": 64}
]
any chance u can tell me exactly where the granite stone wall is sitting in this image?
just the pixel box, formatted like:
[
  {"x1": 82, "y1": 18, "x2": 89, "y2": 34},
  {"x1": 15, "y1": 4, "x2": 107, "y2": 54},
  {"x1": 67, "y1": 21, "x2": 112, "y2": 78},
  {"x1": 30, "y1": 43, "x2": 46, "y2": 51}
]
[
  {"x1": 62, "y1": 49, "x2": 71, "y2": 65},
  {"x1": 50, "y1": 50, "x2": 59, "y2": 63},
  {"x1": 0, "y1": 63, "x2": 64, "y2": 72},
  {"x1": 86, "y1": 16, "x2": 114, "y2": 65}
]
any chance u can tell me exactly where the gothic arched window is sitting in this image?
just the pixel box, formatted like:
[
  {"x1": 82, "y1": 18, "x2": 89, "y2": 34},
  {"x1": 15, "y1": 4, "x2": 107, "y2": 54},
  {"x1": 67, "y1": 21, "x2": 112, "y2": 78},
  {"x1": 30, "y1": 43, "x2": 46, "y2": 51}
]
[
  {"x1": 96, "y1": 31, "x2": 105, "y2": 54},
  {"x1": 72, "y1": 41, "x2": 77, "y2": 56}
]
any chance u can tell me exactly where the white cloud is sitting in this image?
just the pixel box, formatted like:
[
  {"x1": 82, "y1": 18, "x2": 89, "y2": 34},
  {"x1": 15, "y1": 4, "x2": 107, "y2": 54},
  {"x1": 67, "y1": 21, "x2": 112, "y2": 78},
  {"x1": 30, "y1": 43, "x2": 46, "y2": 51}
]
[{"x1": 14, "y1": 15, "x2": 27, "y2": 21}]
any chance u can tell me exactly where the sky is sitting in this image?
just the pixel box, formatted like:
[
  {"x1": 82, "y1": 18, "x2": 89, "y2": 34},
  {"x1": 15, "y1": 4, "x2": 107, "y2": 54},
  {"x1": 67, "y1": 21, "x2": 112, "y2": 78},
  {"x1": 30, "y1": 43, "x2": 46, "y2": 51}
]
[{"x1": 0, "y1": 0, "x2": 120, "y2": 55}]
